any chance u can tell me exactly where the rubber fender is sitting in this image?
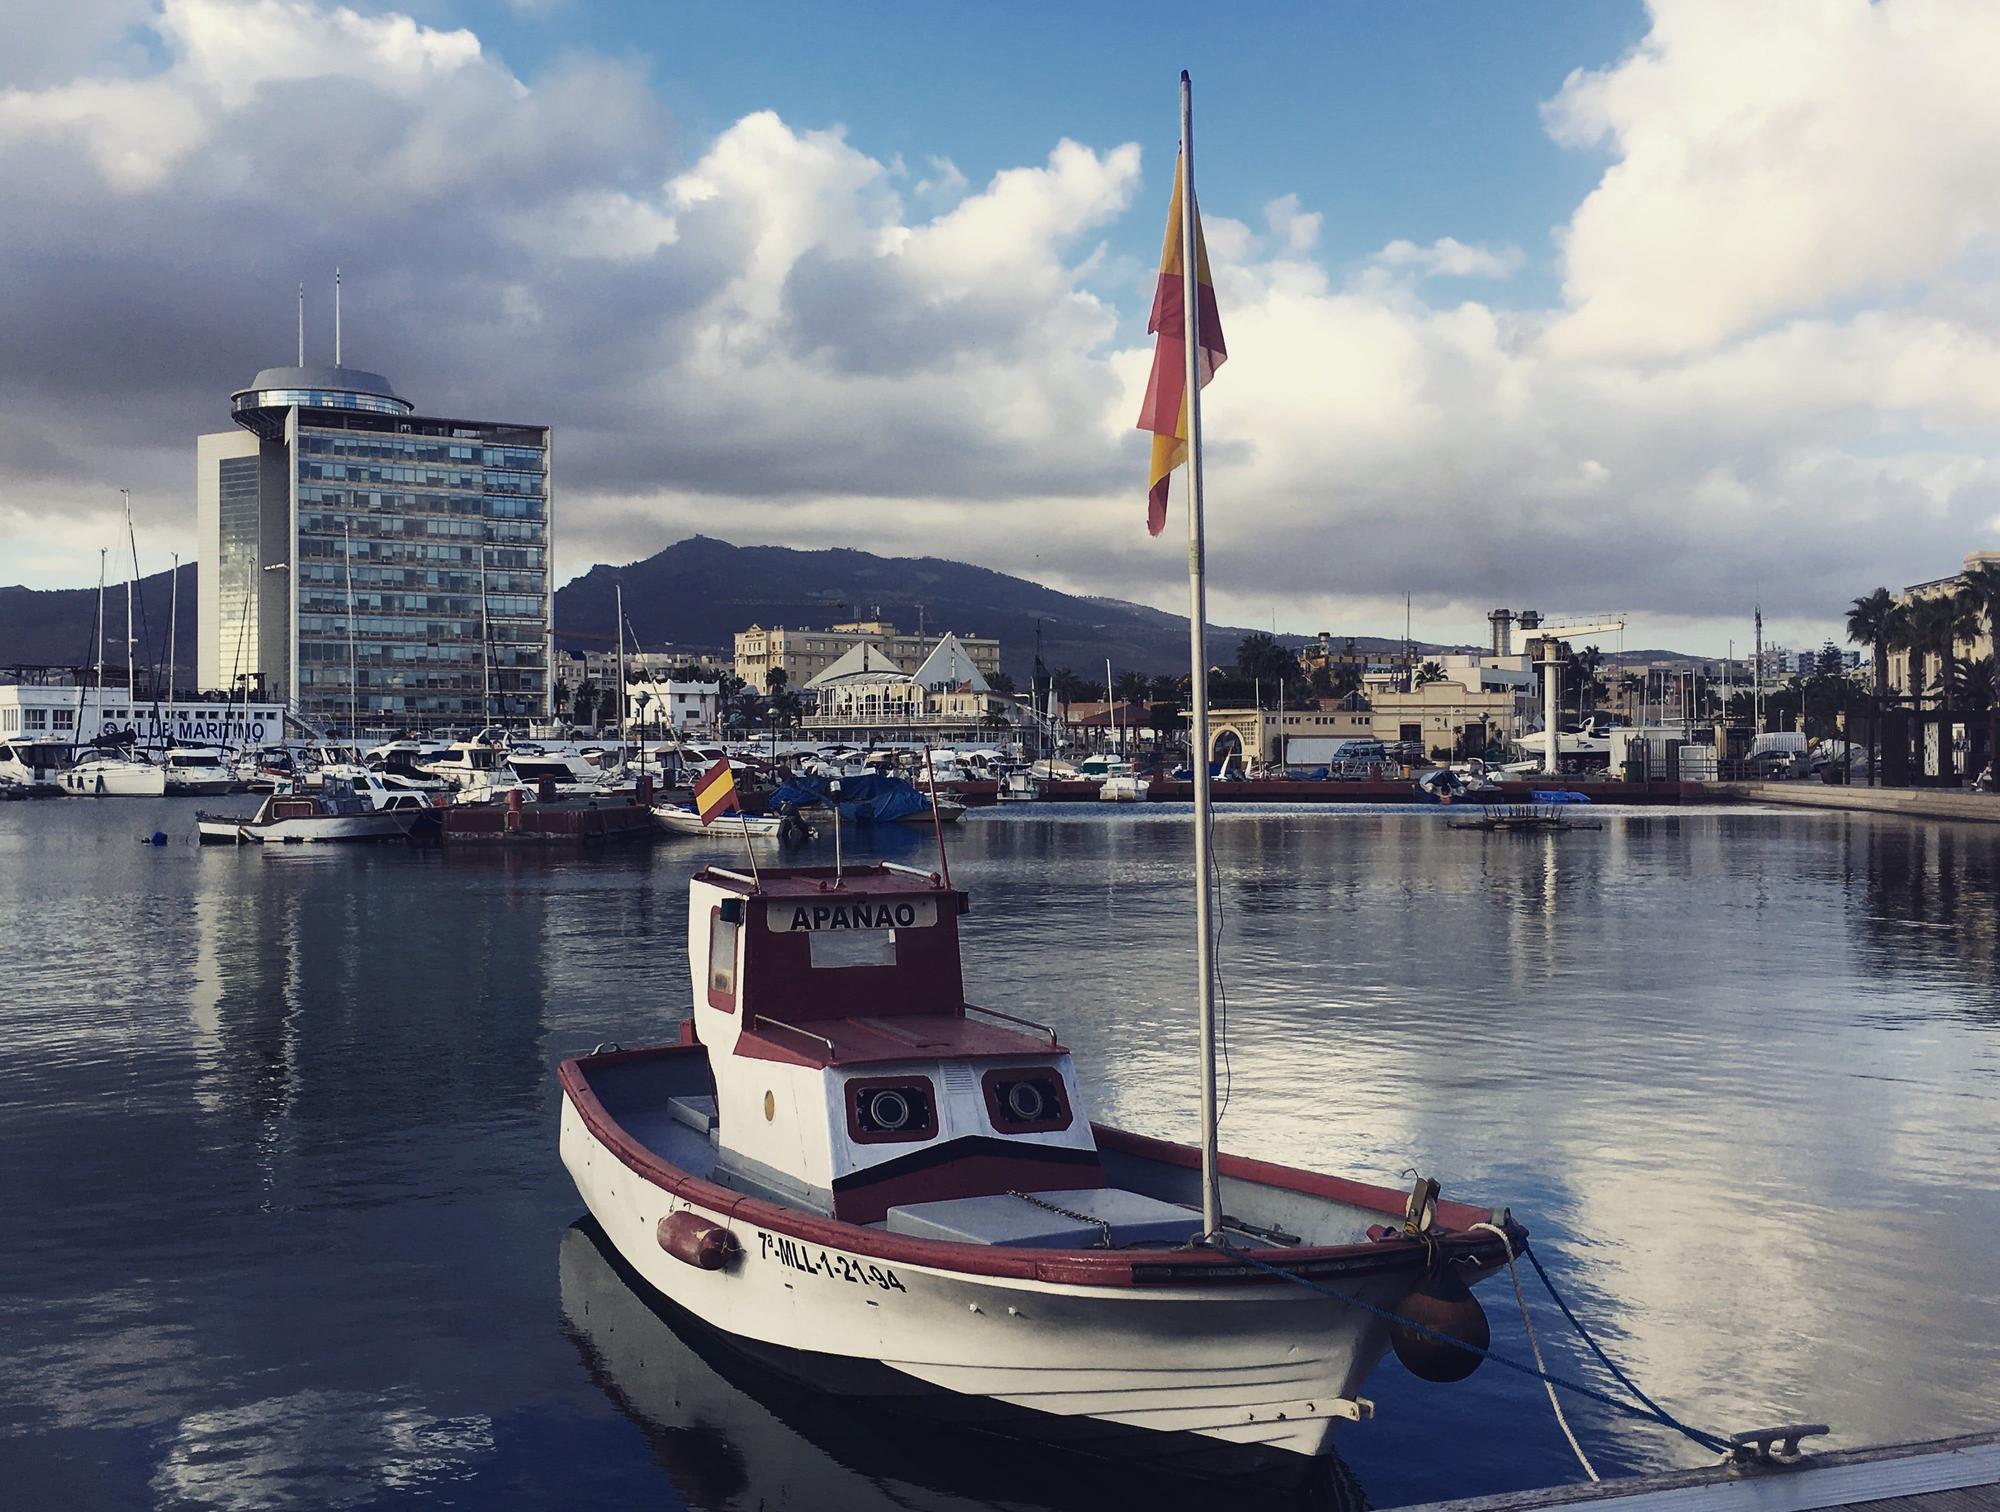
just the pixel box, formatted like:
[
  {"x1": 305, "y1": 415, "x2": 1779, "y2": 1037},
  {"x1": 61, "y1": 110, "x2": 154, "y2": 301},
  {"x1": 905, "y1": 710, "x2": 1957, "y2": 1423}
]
[
  {"x1": 658, "y1": 1210, "x2": 739, "y2": 1271},
  {"x1": 1390, "y1": 1263, "x2": 1490, "y2": 1383}
]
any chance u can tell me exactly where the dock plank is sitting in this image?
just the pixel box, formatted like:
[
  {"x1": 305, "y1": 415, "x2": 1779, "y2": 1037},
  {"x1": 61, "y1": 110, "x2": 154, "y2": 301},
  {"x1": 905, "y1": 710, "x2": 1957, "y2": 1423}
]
[{"x1": 1395, "y1": 1432, "x2": 2000, "y2": 1512}]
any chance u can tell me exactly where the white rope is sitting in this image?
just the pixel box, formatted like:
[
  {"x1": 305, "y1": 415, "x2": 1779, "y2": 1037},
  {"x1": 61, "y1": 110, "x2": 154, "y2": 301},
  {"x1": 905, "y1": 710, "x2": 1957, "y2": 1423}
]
[{"x1": 1473, "y1": 1220, "x2": 1600, "y2": 1482}]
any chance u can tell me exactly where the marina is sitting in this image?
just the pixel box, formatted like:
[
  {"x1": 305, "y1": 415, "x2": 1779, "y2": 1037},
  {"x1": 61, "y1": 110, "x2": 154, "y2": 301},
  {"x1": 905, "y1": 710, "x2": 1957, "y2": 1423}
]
[{"x1": 2, "y1": 798, "x2": 1995, "y2": 1508}]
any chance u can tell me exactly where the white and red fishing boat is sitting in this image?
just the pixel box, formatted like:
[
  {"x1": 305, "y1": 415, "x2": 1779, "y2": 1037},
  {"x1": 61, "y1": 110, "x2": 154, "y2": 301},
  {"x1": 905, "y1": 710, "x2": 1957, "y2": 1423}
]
[
  {"x1": 560, "y1": 71, "x2": 1516, "y2": 1483},
  {"x1": 558, "y1": 860, "x2": 1516, "y2": 1477}
]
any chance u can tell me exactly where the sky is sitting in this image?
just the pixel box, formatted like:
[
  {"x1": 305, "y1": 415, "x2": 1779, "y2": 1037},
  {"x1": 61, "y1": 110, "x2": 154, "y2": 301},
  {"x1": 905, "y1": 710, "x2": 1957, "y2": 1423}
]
[{"x1": 2, "y1": 0, "x2": 1997, "y2": 659}]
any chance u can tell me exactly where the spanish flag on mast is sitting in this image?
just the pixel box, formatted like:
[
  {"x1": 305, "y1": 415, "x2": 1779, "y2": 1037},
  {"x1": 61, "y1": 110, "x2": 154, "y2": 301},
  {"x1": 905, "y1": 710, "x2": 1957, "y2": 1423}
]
[{"x1": 1136, "y1": 150, "x2": 1226, "y2": 536}]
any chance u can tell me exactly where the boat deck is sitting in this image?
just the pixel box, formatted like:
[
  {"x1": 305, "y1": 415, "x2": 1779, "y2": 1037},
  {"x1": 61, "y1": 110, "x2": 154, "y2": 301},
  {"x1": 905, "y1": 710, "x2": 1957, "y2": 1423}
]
[{"x1": 1395, "y1": 1431, "x2": 2000, "y2": 1512}]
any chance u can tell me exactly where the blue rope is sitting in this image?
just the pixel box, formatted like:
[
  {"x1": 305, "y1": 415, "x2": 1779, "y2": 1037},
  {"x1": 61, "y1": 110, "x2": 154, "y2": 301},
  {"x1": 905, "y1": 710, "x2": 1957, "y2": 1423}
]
[
  {"x1": 1521, "y1": 1241, "x2": 1691, "y2": 1436},
  {"x1": 1210, "y1": 1240, "x2": 1731, "y2": 1456}
]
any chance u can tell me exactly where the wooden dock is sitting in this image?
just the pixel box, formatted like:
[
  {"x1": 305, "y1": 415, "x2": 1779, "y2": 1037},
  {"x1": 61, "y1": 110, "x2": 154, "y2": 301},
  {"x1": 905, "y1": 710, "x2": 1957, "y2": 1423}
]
[{"x1": 1397, "y1": 1431, "x2": 2000, "y2": 1512}]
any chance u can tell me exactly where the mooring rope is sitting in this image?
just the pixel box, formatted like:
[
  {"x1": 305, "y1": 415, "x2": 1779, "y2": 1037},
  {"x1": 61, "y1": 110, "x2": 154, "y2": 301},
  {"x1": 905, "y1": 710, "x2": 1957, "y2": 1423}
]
[
  {"x1": 1208, "y1": 1238, "x2": 1732, "y2": 1459},
  {"x1": 1472, "y1": 1221, "x2": 1599, "y2": 1481}
]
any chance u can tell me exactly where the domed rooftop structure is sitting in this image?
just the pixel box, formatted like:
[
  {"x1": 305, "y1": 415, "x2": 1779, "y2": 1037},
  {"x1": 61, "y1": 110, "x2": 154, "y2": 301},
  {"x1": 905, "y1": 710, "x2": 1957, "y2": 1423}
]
[{"x1": 230, "y1": 363, "x2": 413, "y2": 431}]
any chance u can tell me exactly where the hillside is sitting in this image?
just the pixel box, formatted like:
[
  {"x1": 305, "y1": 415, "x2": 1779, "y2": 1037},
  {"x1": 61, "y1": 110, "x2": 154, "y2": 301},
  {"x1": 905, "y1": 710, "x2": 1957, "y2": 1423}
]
[
  {"x1": 0, "y1": 540, "x2": 1452, "y2": 686},
  {"x1": 0, "y1": 564, "x2": 196, "y2": 676},
  {"x1": 554, "y1": 536, "x2": 1423, "y2": 680}
]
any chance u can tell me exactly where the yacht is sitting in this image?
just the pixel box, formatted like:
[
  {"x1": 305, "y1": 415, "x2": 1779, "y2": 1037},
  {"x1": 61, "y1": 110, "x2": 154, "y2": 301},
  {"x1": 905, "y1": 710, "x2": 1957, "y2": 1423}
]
[
  {"x1": 162, "y1": 747, "x2": 237, "y2": 797},
  {"x1": 0, "y1": 738, "x2": 72, "y2": 796},
  {"x1": 61, "y1": 748, "x2": 167, "y2": 797}
]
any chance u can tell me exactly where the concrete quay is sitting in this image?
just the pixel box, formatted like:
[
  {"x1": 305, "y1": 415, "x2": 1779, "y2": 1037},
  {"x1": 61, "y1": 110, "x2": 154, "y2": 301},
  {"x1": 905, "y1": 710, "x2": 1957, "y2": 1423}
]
[{"x1": 1708, "y1": 782, "x2": 2000, "y2": 825}]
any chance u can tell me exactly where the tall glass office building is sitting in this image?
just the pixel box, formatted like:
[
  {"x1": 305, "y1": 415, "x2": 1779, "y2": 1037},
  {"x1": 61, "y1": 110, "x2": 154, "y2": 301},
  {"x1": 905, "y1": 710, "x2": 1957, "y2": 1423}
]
[{"x1": 196, "y1": 363, "x2": 553, "y2": 732}]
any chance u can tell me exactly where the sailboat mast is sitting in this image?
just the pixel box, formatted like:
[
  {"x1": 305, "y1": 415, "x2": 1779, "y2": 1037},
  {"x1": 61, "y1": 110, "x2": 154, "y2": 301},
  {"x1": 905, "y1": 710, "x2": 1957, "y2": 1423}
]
[
  {"x1": 93, "y1": 547, "x2": 106, "y2": 747},
  {"x1": 1179, "y1": 71, "x2": 1222, "y2": 1239},
  {"x1": 1106, "y1": 657, "x2": 1115, "y2": 754},
  {"x1": 479, "y1": 535, "x2": 492, "y2": 725},
  {"x1": 615, "y1": 581, "x2": 627, "y2": 759},
  {"x1": 344, "y1": 522, "x2": 358, "y2": 740},
  {"x1": 167, "y1": 552, "x2": 179, "y2": 738},
  {"x1": 122, "y1": 490, "x2": 136, "y2": 700}
]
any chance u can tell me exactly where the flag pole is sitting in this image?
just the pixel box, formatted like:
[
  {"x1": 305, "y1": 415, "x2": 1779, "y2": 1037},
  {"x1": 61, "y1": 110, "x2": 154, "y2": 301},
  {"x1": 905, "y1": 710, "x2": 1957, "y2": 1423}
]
[
  {"x1": 1180, "y1": 69, "x2": 1222, "y2": 1241},
  {"x1": 737, "y1": 808, "x2": 762, "y2": 887}
]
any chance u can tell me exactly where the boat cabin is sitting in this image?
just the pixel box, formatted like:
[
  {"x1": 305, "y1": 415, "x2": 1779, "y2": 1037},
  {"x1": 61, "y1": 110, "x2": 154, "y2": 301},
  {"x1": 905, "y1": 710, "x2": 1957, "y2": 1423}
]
[{"x1": 688, "y1": 863, "x2": 1117, "y2": 1229}]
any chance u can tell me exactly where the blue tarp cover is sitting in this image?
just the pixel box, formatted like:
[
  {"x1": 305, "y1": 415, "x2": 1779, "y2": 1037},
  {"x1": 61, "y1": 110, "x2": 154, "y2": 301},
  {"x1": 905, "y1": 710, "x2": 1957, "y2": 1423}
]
[
  {"x1": 1529, "y1": 789, "x2": 1593, "y2": 804},
  {"x1": 770, "y1": 772, "x2": 931, "y2": 824}
]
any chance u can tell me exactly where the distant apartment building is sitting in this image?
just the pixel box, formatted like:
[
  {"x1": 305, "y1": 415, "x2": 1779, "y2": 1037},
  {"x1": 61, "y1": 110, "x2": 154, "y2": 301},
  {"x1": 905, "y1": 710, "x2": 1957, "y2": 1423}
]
[
  {"x1": 1887, "y1": 551, "x2": 2000, "y2": 697},
  {"x1": 735, "y1": 619, "x2": 1000, "y2": 690},
  {"x1": 197, "y1": 359, "x2": 552, "y2": 731}
]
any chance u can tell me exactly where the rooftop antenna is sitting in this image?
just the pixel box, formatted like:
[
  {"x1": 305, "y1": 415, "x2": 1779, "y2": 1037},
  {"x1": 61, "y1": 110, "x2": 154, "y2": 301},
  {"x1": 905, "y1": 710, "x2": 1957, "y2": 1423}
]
[
  {"x1": 334, "y1": 268, "x2": 342, "y2": 366},
  {"x1": 297, "y1": 283, "x2": 304, "y2": 365}
]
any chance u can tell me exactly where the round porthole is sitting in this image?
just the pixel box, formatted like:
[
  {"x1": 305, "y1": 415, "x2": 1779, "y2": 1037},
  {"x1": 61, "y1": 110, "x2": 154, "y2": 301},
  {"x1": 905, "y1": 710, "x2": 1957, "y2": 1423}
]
[
  {"x1": 866, "y1": 1088, "x2": 912, "y2": 1131},
  {"x1": 1005, "y1": 1080, "x2": 1048, "y2": 1122},
  {"x1": 763, "y1": 1090, "x2": 775, "y2": 1122}
]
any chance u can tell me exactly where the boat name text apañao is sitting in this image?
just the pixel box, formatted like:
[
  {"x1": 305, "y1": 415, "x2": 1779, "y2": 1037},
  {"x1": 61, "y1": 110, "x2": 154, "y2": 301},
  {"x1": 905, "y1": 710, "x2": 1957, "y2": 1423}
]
[{"x1": 769, "y1": 899, "x2": 937, "y2": 933}]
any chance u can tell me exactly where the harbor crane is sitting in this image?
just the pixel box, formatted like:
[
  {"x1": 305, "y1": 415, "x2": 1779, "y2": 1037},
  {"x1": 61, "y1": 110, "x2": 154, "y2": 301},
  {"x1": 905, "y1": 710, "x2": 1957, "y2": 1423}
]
[{"x1": 1524, "y1": 620, "x2": 1627, "y2": 775}]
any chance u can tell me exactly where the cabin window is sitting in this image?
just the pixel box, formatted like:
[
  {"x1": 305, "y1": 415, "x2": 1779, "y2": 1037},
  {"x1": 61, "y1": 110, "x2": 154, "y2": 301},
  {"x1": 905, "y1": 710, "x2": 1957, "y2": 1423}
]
[
  {"x1": 707, "y1": 911, "x2": 740, "y2": 1009},
  {"x1": 809, "y1": 929, "x2": 896, "y2": 969}
]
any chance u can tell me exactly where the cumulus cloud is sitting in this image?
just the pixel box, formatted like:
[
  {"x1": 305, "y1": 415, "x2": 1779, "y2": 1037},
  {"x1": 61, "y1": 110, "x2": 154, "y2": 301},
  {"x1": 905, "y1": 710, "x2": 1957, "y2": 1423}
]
[
  {"x1": 1545, "y1": 0, "x2": 2000, "y2": 359},
  {"x1": 0, "y1": 0, "x2": 1995, "y2": 656}
]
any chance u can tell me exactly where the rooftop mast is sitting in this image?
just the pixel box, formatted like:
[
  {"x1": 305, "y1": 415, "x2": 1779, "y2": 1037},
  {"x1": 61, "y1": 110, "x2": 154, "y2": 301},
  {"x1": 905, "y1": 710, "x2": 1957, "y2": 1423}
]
[
  {"x1": 297, "y1": 283, "x2": 304, "y2": 365},
  {"x1": 334, "y1": 268, "x2": 342, "y2": 366}
]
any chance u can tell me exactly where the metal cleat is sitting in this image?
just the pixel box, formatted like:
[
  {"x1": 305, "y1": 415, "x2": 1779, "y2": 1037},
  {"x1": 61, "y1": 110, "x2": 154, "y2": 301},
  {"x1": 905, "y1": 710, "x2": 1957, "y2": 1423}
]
[{"x1": 1727, "y1": 1423, "x2": 1831, "y2": 1466}]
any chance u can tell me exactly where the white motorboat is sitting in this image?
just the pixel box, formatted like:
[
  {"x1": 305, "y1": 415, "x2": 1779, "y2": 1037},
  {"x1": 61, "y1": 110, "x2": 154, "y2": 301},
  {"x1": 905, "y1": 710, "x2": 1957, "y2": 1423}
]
[
  {"x1": 1098, "y1": 773, "x2": 1150, "y2": 802},
  {"x1": 162, "y1": 747, "x2": 237, "y2": 796},
  {"x1": 0, "y1": 738, "x2": 72, "y2": 796},
  {"x1": 650, "y1": 803, "x2": 804, "y2": 841},
  {"x1": 559, "y1": 864, "x2": 1514, "y2": 1478},
  {"x1": 61, "y1": 749, "x2": 167, "y2": 797},
  {"x1": 196, "y1": 777, "x2": 437, "y2": 844},
  {"x1": 994, "y1": 769, "x2": 1042, "y2": 802}
]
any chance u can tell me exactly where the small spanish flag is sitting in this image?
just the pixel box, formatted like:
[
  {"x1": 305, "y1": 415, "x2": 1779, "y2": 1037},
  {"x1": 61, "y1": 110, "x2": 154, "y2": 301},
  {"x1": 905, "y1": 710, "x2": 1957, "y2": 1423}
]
[
  {"x1": 693, "y1": 757, "x2": 740, "y2": 827},
  {"x1": 1135, "y1": 153, "x2": 1226, "y2": 536}
]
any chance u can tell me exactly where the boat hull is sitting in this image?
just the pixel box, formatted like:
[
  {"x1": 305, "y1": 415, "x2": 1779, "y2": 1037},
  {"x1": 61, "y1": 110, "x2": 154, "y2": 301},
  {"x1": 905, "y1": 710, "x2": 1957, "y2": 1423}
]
[
  {"x1": 214, "y1": 812, "x2": 414, "y2": 843},
  {"x1": 559, "y1": 1092, "x2": 1413, "y2": 1464},
  {"x1": 61, "y1": 764, "x2": 167, "y2": 796},
  {"x1": 651, "y1": 804, "x2": 787, "y2": 838}
]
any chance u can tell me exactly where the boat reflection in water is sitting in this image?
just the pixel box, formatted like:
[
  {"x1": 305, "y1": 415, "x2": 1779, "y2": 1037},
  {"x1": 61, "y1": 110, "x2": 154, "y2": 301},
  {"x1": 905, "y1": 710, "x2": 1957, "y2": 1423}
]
[{"x1": 558, "y1": 1220, "x2": 1371, "y2": 1512}]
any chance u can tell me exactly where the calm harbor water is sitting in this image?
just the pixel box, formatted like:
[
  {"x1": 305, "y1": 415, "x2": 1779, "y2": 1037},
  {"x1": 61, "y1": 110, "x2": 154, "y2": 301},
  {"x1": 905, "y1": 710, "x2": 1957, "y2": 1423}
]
[{"x1": 1, "y1": 800, "x2": 1996, "y2": 1510}]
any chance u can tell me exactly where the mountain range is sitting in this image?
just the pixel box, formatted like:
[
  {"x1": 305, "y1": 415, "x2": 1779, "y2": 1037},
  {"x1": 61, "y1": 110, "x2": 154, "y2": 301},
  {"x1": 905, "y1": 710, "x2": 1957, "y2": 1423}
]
[{"x1": 0, "y1": 537, "x2": 1468, "y2": 686}]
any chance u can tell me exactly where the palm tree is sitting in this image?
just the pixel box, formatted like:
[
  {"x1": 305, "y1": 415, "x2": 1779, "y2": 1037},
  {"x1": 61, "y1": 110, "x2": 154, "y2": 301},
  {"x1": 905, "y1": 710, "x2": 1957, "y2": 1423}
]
[
  {"x1": 1846, "y1": 588, "x2": 1901, "y2": 697},
  {"x1": 1959, "y1": 562, "x2": 2000, "y2": 659},
  {"x1": 1414, "y1": 660, "x2": 1447, "y2": 685},
  {"x1": 1905, "y1": 594, "x2": 1976, "y2": 702},
  {"x1": 1847, "y1": 587, "x2": 1902, "y2": 784}
]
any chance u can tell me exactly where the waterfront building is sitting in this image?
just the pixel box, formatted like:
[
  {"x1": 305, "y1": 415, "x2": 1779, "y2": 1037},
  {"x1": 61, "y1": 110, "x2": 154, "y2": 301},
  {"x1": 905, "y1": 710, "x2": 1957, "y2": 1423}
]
[
  {"x1": 197, "y1": 360, "x2": 552, "y2": 732},
  {"x1": 1887, "y1": 551, "x2": 2000, "y2": 698},
  {"x1": 0, "y1": 683, "x2": 286, "y2": 748},
  {"x1": 1205, "y1": 705, "x2": 1374, "y2": 766},
  {"x1": 800, "y1": 632, "x2": 1019, "y2": 742},
  {"x1": 735, "y1": 619, "x2": 1000, "y2": 691},
  {"x1": 1367, "y1": 683, "x2": 1526, "y2": 758}
]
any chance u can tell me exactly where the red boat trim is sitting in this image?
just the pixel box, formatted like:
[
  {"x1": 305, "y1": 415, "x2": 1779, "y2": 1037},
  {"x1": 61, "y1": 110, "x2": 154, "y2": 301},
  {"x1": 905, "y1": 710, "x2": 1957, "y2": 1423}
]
[{"x1": 558, "y1": 1046, "x2": 1518, "y2": 1288}]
